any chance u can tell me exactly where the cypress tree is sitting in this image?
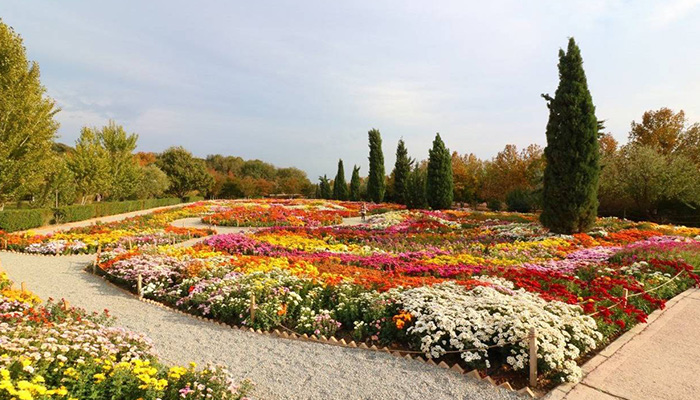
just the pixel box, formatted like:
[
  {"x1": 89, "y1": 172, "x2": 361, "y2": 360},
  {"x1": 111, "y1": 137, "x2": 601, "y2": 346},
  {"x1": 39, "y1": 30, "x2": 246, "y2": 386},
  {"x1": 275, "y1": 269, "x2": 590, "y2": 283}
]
[
  {"x1": 426, "y1": 134, "x2": 454, "y2": 209},
  {"x1": 392, "y1": 139, "x2": 413, "y2": 205},
  {"x1": 318, "y1": 175, "x2": 332, "y2": 199},
  {"x1": 349, "y1": 165, "x2": 361, "y2": 201},
  {"x1": 332, "y1": 159, "x2": 348, "y2": 200},
  {"x1": 367, "y1": 128, "x2": 385, "y2": 202},
  {"x1": 405, "y1": 165, "x2": 427, "y2": 209},
  {"x1": 540, "y1": 38, "x2": 600, "y2": 233}
]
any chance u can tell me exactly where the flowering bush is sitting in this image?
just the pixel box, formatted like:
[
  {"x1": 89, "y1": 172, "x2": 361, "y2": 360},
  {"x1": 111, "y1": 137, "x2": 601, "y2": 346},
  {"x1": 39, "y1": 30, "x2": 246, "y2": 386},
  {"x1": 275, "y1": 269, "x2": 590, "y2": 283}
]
[
  {"x1": 87, "y1": 205, "x2": 700, "y2": 383},
  {"x1": 202, "y1": 199, "x2": 403, "y2": 227},
  {"x1": 0, "y1": 273, "x2": 254, "y2": 400}
]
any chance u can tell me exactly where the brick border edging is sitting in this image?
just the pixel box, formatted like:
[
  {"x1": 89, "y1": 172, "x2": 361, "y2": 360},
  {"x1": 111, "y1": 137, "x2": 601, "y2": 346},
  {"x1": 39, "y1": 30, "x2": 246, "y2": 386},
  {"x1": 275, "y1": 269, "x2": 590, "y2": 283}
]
[{"x1": 544, "y1": 288, "x2": 698, "y2": 400}]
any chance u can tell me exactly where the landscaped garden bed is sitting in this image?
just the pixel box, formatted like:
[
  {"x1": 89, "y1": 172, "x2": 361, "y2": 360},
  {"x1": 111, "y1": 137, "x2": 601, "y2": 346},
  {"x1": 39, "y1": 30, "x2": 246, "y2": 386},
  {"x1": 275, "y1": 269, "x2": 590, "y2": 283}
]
[
  {"x1": 89, "y1": 202, "x2": 700, "y2": 388},
  {"x1": 0, "y1": 271, "x2": 254, "y2": 399},
  {"x1": 201, "y1": 199, "x2": 403, "y2": 227}
]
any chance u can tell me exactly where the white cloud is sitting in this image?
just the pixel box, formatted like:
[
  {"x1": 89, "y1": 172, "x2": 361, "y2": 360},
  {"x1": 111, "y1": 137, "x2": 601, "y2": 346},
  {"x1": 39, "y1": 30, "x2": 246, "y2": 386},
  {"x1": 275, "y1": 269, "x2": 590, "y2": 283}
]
[{"x1": 649, "y1": 0, "x2": 700, "y2": 27}]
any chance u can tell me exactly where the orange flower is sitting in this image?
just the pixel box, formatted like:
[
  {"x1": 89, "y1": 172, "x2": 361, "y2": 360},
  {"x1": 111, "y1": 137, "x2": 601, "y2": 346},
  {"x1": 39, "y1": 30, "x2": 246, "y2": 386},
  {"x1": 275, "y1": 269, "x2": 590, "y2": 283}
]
[{"x1": 277, "y1": 303, "x2": 287, "y2": 316}]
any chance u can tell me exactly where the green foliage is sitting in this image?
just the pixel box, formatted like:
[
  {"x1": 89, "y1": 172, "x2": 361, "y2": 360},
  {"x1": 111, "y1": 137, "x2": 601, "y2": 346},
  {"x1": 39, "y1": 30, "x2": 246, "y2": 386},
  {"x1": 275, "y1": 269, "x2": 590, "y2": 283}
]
[
  {"x1": 349, "y1": 165, "x2": 361, "y2": 201},
  {"x1": 599, "y1": 145, "x2": 700, "y2": 218},
  {"x1": 35, "y1": 154, "x2": 77, "y2": 208},
  {"x1": 157, "y1": 147, "x2": 214, "y2": 198},
  {"x1": 541, "y1": 38, "x2": 600, "y2": 233},
  {"x1": 54, "y1": 204, "x2": 95, "y2": 223},
  {"x1": 134, "y1": 165, "x2": 170, "y2": 199},
  {"x1": 0, "y1": 20, "x2": 59, "y2": 208},
  {"x1": 0, "y1": 209, "x2": 53, "y2": 232},
  {"x1": 487, "y1": 199, "x2": 503, "y2": 211},
  {"x1": 505, "y1": 188, "x2": 535, "y2": 213},
  {"x1": 426, "y1": 134, "x2": 454, "y2": 210},
  {"x1": 392, "y1": 139, "x2": 413, "y2": 205},
  {"x1": 332, "y1": 159, "x2": 349, "y2": 200},
  {"x1": 367, "y1": 129, "x2": 386, "y2": 202},
  {"x1": 68, "y1": 127, "x2": 111, "y2": 204},
  {"x1": 405, "y1": 165, "x2": 428, "y2": 209},
  {"x1": 318, "y1": 175, "x2": 332, "y2": 199},
  {"x1": 99, "y1": 120, "x2": 140, "y2": 200}
]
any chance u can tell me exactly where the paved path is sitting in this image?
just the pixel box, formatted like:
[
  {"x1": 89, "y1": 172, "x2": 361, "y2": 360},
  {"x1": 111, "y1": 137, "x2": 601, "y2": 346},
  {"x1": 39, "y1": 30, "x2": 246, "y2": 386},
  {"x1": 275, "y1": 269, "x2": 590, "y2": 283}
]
[
  {"x1": 24, "y1": 202, "x2": 195, "y2": 235},
  {"x1": 0, "y1": 252, "x2": 518, "y2": 400},
  {"x1": 546, "y1": 288, "x2": 700, "y2": 400}
]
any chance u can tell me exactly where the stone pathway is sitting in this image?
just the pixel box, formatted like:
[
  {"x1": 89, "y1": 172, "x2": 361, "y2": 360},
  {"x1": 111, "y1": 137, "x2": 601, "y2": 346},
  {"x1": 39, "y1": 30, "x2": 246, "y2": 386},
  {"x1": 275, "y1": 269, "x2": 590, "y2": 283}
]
[{"x1": 546, "y1": 288, "x2": 700, "y2": 400}]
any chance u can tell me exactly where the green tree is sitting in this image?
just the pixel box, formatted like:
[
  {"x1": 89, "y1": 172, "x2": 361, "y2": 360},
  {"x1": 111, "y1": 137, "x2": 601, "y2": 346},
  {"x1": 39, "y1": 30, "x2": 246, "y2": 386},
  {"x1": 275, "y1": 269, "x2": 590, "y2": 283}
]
[
  {"x1": 540, "y1": 38, "x2": 600, "y2": 233},
  {"x1": 405, "y1": 164, "x2": 428, "y2": 209},
  {"x1": 367, "y1": 128, "x2": 385, "y2": 202},
  {"x1": 392, "y1": 139, "x2": 413, "y2": 205},
  {"x1": 426, "y1": 134, "x2": 454, "y2": 209},
  {"x1": 98, "y1": 121, "x2": 140, "y2": 200},
  {"x1": 133, "y1": 165, "x2": 170, "y2": 199},
  {"x1": 0, "y1": 21, "x2": 59, "y2": 209},
  {"x1": 332, "y1": 159, "x2": 348, "y2": 200},
  {"x1": 156, "y1": 147, "x2": 214, "y2": 198},
  {"x1": 68, "y1": 127, "x2": 111, "y2": 204},
  {"x1": 318, "y1": 175, "x2": 332, "y2": 199},
  {"x1": 36, "y1": 154, "x2": 76, "y2": 208},
  {"x1": 349, "y1": 166, "x2": 361, "y2": 201},
  {"x1": 600, "y1": 145, "x2": 700, "y2": 217}
]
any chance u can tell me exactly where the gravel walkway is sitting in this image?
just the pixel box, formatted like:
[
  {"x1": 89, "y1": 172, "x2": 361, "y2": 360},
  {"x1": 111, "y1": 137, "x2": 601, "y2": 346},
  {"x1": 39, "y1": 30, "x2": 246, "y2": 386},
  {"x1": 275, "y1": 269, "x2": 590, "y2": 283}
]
[
  {"x1": 0, "y1": 252, "x2": 520, "y2": 400},
  {"x1": 2, "y1": 210, "x2": 520, "y2": 399}
]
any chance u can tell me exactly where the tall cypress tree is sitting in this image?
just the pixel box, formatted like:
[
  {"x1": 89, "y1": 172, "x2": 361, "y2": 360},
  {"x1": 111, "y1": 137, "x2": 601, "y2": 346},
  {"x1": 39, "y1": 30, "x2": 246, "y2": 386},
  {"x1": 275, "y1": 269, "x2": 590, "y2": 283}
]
[
  {"x1": 426, "y1": 133, "x2": 454, "y2": 209},
  {"x1": 540, "y1": 38, "x2": 600, "y2": 234},
  {"x1": 332, "y1": 159, "x2": 348, "y2": 200},
  {"x1": 349, "y1": 165, "x2": 361, "y2": 201},
  {"x1": 405, "y1": 165, "x2": 428, "y2": 209},
  {"x1": 318, "y1": 175, "x2": 332, "y2": 199},
  {"x1": 367, "y1": 129, "x2": 385, "y2": 202},
  {"x1": 392, "y1": 139, "x2": 412, "y2": 205}
]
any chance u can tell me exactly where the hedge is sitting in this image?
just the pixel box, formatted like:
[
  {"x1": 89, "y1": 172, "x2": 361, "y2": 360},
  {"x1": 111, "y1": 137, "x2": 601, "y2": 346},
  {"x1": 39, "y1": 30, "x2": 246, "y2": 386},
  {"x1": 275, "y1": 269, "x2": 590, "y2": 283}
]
[
  {"x1": 183, "y1": 195, "x2": 205, "y2": 203},
  {"x1": 1, "y1": 198, "x2": 183, "y2": 232},
  {"x1": 0, "y1": 209, "x2": 54, "y2": 232}
]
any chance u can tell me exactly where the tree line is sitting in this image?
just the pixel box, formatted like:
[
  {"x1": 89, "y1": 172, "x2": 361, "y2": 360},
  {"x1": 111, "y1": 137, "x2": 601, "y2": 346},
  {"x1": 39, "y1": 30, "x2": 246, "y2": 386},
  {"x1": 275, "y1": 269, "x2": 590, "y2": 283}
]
[{"x1": 316, "y1": 39, "x2": 700, "y2": 229}]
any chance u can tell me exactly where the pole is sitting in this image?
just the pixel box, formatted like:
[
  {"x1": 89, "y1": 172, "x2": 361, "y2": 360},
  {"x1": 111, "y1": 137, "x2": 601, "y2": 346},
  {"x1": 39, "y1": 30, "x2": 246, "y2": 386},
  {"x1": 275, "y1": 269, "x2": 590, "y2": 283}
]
[
  {"x1": 623, "y1": 288, "x2": 629, "y2": 306},
  {"x1": 529, "y1": 327, "x2": 538, "y2": 387},
  {"x1": 137, "y1": 274, "x2": 143, "y2": 299},
  {"x1": 250, "y1": 293, "x2": 256, "y2": 324}
]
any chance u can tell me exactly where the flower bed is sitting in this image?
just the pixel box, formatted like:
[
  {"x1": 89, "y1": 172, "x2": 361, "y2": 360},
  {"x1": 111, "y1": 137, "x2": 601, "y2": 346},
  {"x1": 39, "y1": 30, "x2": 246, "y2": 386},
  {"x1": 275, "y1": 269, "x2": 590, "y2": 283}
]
[
  {"x1": 95, "y1": 208, "x2": 700, "y2": 386},
  {"x1": 201, "y1": 199, "x2": 403, "y2": 227},
  {"x1": 0, "y1": 204, "x2": 214, "y2": 255},
  {"x1": 0, "y1": 272, "x2": 253, "y2": 399}
]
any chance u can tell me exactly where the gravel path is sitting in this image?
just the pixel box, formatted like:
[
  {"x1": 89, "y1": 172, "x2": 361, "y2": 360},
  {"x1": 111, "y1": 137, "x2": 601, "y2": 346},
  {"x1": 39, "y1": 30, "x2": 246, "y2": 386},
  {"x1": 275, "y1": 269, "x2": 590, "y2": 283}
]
[
  {"x1": 2, "y1": 210, "x2": 521, "y2": 399},
  {"x1": 0, "y1": 252, "x2": 520, "y2": 400},
  {"x1": 23, "y1": 202, "x2": 195, "y2": 235}
]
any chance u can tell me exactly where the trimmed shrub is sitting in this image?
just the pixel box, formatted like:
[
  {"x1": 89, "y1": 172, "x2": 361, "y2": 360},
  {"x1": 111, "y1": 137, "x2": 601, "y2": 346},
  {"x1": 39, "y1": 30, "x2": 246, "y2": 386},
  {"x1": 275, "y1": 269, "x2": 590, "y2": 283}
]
[
  {"x1": 487, "y1": 199, "x2": 502, "y2": 211},
  {"x1": 0, "y1": 209, "x2": 54, "y2": 232},
  {"x1": 183, "y1": 195, "x2": 205, "y2": 203},
  {"x1": 506, "y1": 189, "x2": 535, "y2": 213},
  {"x1": 54, "y1": 205, "x2": 95, "y2": 223}
]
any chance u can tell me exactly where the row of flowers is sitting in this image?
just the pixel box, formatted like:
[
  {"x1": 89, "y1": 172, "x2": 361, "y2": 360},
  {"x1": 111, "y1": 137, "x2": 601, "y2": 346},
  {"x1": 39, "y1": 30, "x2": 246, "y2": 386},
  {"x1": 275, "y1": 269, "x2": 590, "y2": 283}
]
[
  {"x1": 0, "y1": 204, "x2": 215, "y2": 255},
  {"x1": 95, "y1": 205, "x2": 700, "y2": 384},
  {"x1": 0, "y1": 271, "x2": 254, "y2": 400},
  {"x1": 201, "y1": 199, "x2": 403, "y2": 227}
]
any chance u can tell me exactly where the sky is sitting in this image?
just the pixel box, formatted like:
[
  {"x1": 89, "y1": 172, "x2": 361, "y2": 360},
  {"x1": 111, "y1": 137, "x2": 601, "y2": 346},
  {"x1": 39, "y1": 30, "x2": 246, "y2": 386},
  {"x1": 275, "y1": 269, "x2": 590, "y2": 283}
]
[{"x1": 3, "y1": 1, "x2": 700, "y2": 178}]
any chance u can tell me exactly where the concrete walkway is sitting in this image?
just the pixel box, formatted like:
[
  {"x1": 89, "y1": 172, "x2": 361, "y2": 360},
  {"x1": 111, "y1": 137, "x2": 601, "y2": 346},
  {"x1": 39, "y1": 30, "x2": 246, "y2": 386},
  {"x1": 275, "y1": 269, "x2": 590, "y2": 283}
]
[{"x1": 546, "y1": 288, "x2": 700, "y2": 400}]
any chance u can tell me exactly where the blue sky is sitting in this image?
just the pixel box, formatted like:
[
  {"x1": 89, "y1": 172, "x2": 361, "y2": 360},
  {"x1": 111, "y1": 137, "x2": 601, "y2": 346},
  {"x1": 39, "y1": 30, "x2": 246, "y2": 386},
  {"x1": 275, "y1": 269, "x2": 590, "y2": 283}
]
[{"x1": 3, "y1": 1, "x2": 700, "y2": 178}]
